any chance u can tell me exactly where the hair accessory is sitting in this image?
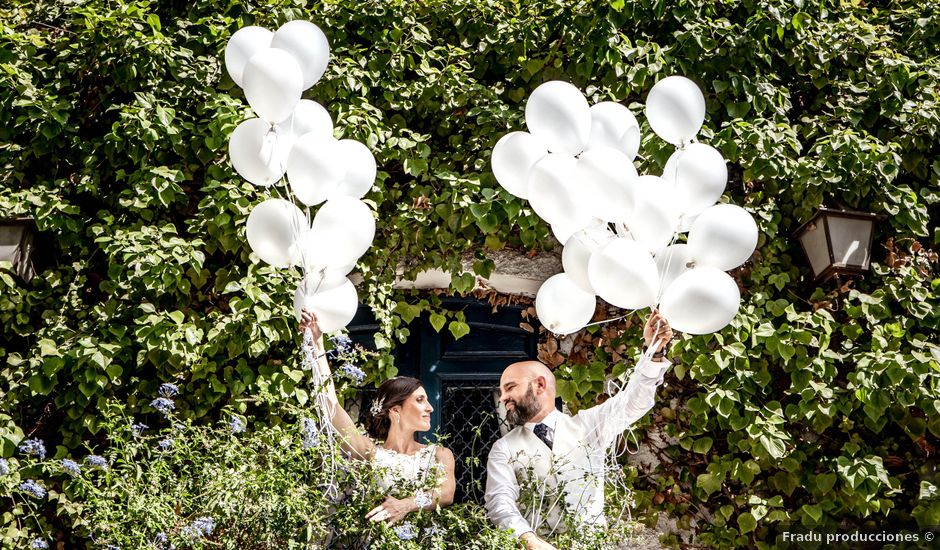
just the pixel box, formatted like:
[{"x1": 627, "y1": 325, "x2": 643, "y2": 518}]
[{"x1": 369, "y1": 396, "x2": 386, "y2": 416}]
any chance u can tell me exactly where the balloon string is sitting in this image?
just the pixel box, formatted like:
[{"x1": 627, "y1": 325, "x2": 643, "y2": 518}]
[
  {"x1": 260, "y1": 125, "x2": 280, "y2": 175},
  {"x1": 652, "y1": 145, "x2": 688, "y2": 308}
]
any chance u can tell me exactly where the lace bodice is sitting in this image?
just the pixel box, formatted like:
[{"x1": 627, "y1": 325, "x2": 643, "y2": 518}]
[{"x1": 372, "y1": 445, "x2": 441, "y2": 492}]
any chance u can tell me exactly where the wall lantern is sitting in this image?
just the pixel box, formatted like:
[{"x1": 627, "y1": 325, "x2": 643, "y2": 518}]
[
  {"x1": 0, "y1": 217, "x2": 39, "y2": 282},
  {"x1": 793, "y1": 207, "x2": 883, "y2": 282}
]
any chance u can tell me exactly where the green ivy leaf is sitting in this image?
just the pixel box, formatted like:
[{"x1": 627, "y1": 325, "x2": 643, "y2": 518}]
[
  {"x1": 448, "y1": 320, "x2": 470, "y2": 340},
  {"x1": 429, "y1": 313, "x2": 446, "y2": 333},
  {"x1": 737, "y1": 511, "x2": 757, "y2": 534},
  {"x1": 692, "y1": 437, "x2": 714, "y2": 454}
]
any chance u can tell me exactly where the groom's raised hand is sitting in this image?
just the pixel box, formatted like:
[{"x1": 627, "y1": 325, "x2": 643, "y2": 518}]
[{"x1": 643, "y1": 309, "x2": 674, "y2": 353}]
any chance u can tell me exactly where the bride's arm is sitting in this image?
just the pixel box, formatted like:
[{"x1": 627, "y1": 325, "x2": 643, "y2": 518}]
[
  {"x1": 431, "y1": 446, "x2": 457, "y2": 507},
  {"x1": 301, "y1": 310, "x2": 375, "y2": 460}
]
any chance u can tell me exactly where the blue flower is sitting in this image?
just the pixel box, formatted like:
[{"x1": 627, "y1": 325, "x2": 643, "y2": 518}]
[
  {"x1": 329, "y1": 333, "x2": 353, "y2": 353},
  {"x1": 131, "y1": 422, "x2": 148, "y2": 436},
  {"x1": 85, "y1": 455, "x2": 108, "y2": 470},
  {"x1": 150, "y1": 397, "x2": 175, "y2": 416},
  {"x1": 301, "y1": 418, "x2": 319, "y2": 449},
  {"x1": 229, "y1": 415, "x2": 246, "y2": 434},
  {"x1": 61, "y1": 458, "x2": 81, "y2": 476},
  {"x1": 339, "y1": 363, "x2": 366, "y2": 384},
  {"x1": 414, "y1": 489, "x2": 432, "y2": 509},
  {"x1": 159, "y1": 383, "x2": 179, "y2": 398},
  {"x1": 30, "y1": 539, "x2": 49, "y2": 549},
  {"x1": 154, "y1": 532, "x2": 169, "y2": 547},
  {"x1": 19, "y1": 479, "x2": 46, "y2": 499},
  {"x1": 426, "y1": 524, "x2": 442, "y2": 536},
  {"x1": 394, "y1": 522, "x2": 416, "y2": 540},
  {"x1": 18, "y1": 438, "x2": 46, "y2": 460},
  {"x1": 182, "y1": 516, "x2": 215, "y2": 539},
  {"x1": 0, "y1": 458, "x2": 9, "y2": 476},
  {"x1": 157, "y1": 438, "x2": 173, "y2": 451}
]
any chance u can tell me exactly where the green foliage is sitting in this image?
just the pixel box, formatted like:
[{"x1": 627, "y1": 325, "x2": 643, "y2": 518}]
[
  {"x1": 1, "y1": 392, "x2": 520, "y2": 548},
  {"x1": 1, "y1": 0, "x2": 939, "y2": 547}
]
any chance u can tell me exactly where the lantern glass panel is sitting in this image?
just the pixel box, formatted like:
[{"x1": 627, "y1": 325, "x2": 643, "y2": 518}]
[
  {"x1": 798, "y1": 221, "x2": 831, "y2": 278},
  {"x1": 0, "y1": 223, "x2": 25, "y2": 263},
  {"x1": 828, "y1": 216, "x2": 873, "y2": 269}
]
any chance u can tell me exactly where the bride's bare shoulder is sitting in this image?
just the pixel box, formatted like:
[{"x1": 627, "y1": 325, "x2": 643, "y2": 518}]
[{"x1": 433, "y1": 445, "x2": 455, "y2": 463}]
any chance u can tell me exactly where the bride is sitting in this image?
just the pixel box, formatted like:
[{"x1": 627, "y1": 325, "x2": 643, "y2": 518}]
[{"x1": 300, "y1": 309, "x2": 457, "y2": 525}]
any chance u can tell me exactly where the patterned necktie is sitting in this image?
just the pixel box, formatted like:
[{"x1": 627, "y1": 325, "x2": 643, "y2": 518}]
[{"x1": 533, "y1": 423, "x2": 554, "y2": 450}]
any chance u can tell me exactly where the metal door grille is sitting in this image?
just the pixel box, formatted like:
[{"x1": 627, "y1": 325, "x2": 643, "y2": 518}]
[{"x1": 440, "y1": 379, "x2": 511, "y2": 503}]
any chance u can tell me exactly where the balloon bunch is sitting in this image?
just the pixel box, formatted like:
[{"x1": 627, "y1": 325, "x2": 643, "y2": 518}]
[
  {"x1": 225, "y1": 22, "x2": 378, "y2": 334},
  {"x1": 493, "y1": 77, "x2": 757, "y2": 336}
]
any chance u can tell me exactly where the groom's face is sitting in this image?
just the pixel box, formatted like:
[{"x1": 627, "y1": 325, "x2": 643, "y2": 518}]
[{"x1": 503, "y1": 380, "x2": 541, "y2": 427}]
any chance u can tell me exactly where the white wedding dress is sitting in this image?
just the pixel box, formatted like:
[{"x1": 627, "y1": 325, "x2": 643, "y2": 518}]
[{"x1": 372, "y1": 444, "x2": 442, "y2": 492}]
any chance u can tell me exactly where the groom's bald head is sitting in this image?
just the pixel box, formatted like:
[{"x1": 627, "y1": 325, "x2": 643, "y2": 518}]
[
  {"x1": 502, "y1": 361, "x2": 556, "y2": 393},
  {"x1": 499, "y1": 360, "x2": 556, "y2": 425}
]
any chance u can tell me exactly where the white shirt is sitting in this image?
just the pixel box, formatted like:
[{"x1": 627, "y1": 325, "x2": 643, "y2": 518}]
[{"x1": 484, "y1": 357, "x2": 671, "y2": 538}]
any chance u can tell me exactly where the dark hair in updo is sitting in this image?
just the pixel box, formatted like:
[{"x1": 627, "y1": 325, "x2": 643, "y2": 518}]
[{"x1": 365, "y1": 376, "x2": 424, "y2": 440}]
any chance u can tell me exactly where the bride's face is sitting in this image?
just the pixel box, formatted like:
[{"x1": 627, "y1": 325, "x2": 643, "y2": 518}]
[{"x1": 391, "y1": 387, "x2": 434, "y2": 432}]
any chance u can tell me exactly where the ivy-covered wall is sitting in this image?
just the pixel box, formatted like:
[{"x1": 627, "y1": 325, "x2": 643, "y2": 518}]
[{"x1": 1, "y1": 0, "x2": 938, "y2": 546}]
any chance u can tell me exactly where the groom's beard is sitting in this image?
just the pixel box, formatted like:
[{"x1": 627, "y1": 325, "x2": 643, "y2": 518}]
[{"x1": 505, "y1": 384, "x2": 541, "y2": 427}]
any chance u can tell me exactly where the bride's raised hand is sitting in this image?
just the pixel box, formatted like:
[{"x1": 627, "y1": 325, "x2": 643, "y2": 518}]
[
  {"x1": 298, "y1": 309, "x2": 323, "y2": 341},
  {"x1": 365, "y1": 496, "x2": 414, "y2": 525}
]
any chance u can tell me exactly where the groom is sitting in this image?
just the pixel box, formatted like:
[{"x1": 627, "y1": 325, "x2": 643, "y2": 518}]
[{"x1": 484, "y1": 310, "x2": 674, "y2": 550}]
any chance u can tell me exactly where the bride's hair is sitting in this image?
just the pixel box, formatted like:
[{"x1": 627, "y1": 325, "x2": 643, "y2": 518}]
[{"x1": 365, "y1": 376, "x2": 423, "y2": 440}]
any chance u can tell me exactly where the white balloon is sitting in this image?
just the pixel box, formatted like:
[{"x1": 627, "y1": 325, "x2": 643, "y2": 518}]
[
  {"x1": 289, "y1": 228, "x2": 359, "y2": 276},
  {"x1": 654, "y1": 244, "x2": 694, "y2": 299},
  {"x1": 629, "y1": 175, "x2": 681, "y2": 252},
  {"x1": 662, "y1": 143, "x2": 727, "y2": 216},
  {"x1": 279, "y1": 100, "x2": 333, "y2": 140},
  {"x1": 688, "y1": 204, "x2": 758, "y2": 271},
  {"x1": 527, "y1": 154, "x2": 592, "y2": 230},
  {"x1": 576, "y1": 147, "x2": 638, "y2": 223},
  {"x1": 491, "y1": 131, "x2": 549, "y2": 199},
  {"x1": 562, "y1": 223, "x2": 616, "y2": 293},
  {"x1": 645, "y1": 76, "x2": 706, "y2": 146},
  {"x1": 242, "y1": 48, "x2": 304, "y2": 124},
  {"x1": 293, "y1": 276, "x2": 358, "y2": 333},
  {"x1": 229, "y1": 118, "x2": 284, "y2": 187},
  {"x1": 333, "y1": 140, "x2": 376, "y2": 199},
  {"x1": 678, "y1": 211, "x2": 699, "y2": 232},
  {"x1": 550, "y1": 220, "x2": 582, "y2": 246},
  {"x1": 525, "y1": 81, "x2": 591, "y2": 156},
  {"x1": 587, "y1": 237, "x2": 659, "y2": 310},
  {"x1": 225, "y1": 26, "x2": 273, "y2": 88},
  {"x1": 287, "y1": 134, "x2": 345, "y2": 206},
  {"x1": 271, "y1": 20, "x2": 330, "y2": 89},
  {"x1": 587, "y1": 102, "x2": 641, "y2": 160},
  {"x1": 660, "y1": 267, "x2": 741, "y2": 335},
  {"x1": 311, "y1": 196, "x2": 376, "y2": 267},
  {"x1": 246, "y1": 199, "x2": 307, "y2": 268},
  {"x1": 535, "y1": 273, "x2": 596, "y2": 335}
]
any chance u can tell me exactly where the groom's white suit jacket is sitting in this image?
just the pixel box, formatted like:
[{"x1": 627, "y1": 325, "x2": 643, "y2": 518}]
[{"x1": 484, "y1": 358, "x2": 671, "y2": 538}]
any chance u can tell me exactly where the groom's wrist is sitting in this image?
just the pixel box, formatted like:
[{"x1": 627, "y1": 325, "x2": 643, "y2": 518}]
[{"x1": 643, "y1": 340, "x2": 671, "y2": 359}]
